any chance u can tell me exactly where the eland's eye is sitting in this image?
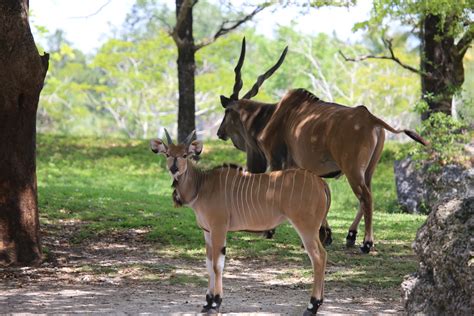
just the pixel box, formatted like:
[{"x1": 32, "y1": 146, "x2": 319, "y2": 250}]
[
  {"x1": 165, "y1": 153, "x2": 170, "y2": 158},
  {"x1": 182, "y1": 154, "x2": 188, "y2": 159}
]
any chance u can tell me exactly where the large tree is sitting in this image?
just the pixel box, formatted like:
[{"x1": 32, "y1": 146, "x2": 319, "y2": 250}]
[
  {"x1": 171, "y1": 0, "x2": 266, "y2": 141},
  {"x1": 341, "y1": 0, "x2": 473, "y2": 120},
  {"x1": 0, "y1": 0, "x2": 49, "y2": 265}
]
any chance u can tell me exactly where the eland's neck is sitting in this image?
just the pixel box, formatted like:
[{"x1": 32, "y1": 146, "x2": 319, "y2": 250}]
[{"x1": 174, "y1": 162, "x2": 205, "y2": 206}]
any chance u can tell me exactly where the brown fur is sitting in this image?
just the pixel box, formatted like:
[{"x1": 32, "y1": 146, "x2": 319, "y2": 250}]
[
  {"x1": 218, "y1": 88, "x2": 428, "y2": 251},
  {"x1": 151, "y1": 138, "x2": 330, "y2": 313}
]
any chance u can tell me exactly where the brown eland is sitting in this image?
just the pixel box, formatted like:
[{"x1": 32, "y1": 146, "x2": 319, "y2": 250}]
[
  {"x1": 217, "y1": 38, "x2": 428, "y2": 253},
  {"x1": 151, "y1": 129, "x2": 331, "y2": 315}
]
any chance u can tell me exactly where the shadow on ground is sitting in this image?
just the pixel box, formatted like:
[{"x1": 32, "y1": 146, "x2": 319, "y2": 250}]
[{"x1": 1, "y1": 224, "x2": 402, "y2": 315}]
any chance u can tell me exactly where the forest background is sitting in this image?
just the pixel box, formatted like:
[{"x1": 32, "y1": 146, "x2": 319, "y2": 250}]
[
  {"x1": 31, "y1": 0, "x2": 474, "y2": 140},
  {"x1": 1, "y1": 1, "x2": 472, "y2": 312}
]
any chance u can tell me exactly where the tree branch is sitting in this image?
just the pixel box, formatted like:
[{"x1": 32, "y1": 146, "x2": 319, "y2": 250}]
[
  {"x1": 194, "y1": 5, "x2": 266, "y2": 51},
  {"x1": 455, "y1": 22, "x2": 473, "y2": 59},
  {"x1": 171, "y1": 0, "x2": 194, "y2": 47},
  {"x1": 154, "y1": 14, "x2": 173, "y2": 34},
  {"x1": 339, "y1": 38, "x2": 425, "y2": 76},
  {"x1": 69, "y1": 0, "x2": 112, "y2": 19}
]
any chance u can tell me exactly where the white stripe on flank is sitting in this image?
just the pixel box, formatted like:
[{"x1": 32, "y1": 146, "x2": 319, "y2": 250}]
[
  {"x1": 289, "y1": 171, "x2": 296, "y2": 209},
  {"x1": 243, "y1": 174, "x2": 249, "y2": 221},
  {"x1": 230, "y1": 169, "x2": 239, "y2": 218},
  {"x1": 270, "y1": 174, "x2": 276, "y2": 213},
  {"x1": 249, "y1": 175, "x2": 256, "y2": 223},
  {"x1": 310, "y1": 173, "x2": 314, "y2": 209},
  {"x1": 233, "y1": 173, "x2": 240, "y2": 221},
  {"x1": 219, "y1": 166, "x2": 223, "y2": 191},
  {"x1": 237, "y1": 174, "x2": 245, "y2": 223},
  {"x1": 257, "y1": 175, "x2": 264, "y2": 222},
  {"x1": 298, "y1": 169, "x2": 307, "y2": 214},
  {"x1": 247, "y1": 175, "x2": 255, "y2": 224},
  {"x1": 224, "y1": 166, "x2": 230, "y2": 211},
  {"x1": 243, "y1": 175, "x2": 249, "y2": 223},
  {"x1": 265, "y1": 174, "x2": 271, "y2": 217},
  {"x1": 279, "y1": 173, "x2": 285, "y2": 209}
]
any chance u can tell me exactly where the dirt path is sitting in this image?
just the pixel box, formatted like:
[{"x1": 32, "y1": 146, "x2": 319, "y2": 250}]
[{"x1": 1, "y1": 224, "x2": 403, "y2": 315}]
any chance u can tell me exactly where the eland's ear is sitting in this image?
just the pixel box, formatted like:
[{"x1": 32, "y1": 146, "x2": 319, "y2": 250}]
[
  {"x1": 220, "y1": 95, "x2": 231, "y2": 108},
  {"x1": 150, "y1": 139, "x2": 167, "y2": 154},
  {"x1": 187, "y1": 140, "x2": 203, "y2": 156}
]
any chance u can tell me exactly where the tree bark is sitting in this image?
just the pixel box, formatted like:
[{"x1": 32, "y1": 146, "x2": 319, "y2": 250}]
[
  {"x1": 420, "y1": 14, "x2": 465, "y2": 120},
  {"x1": 0, "y1": 0, "x2": 49, "y2": 266},
  {"x1": 175, "y1": 0, "x2": 196, "y2": 142}
]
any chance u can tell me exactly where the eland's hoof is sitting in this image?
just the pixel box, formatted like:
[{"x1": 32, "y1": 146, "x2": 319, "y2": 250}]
[
  {"x1": 263, "y1": 229, "x2": 276, "y2": 239},
  {"x1": 319, "y1": 227, "x2": 332, "y2": 247},
  {"x1": 323, "y1": 228, "x2": 333, "y2": 246},
  {"x1": 303, "y1": 297, "x2": 323, "y2": 315},
  {"x1": 345, "y1": 230, "x2": 357, "y2": 247},
  {"x1": 201, "y1": 294, "x2": 217, "y2": 313},
  {"x1": 201, "y1": 294, "x2": 222, "y2": 314},
  {"x1": 360, "y1": 241, "x2": 374, "y2": 253}
]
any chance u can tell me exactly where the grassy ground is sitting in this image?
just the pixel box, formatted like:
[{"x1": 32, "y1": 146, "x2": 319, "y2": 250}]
[{"x1": 37, "y1": 134, "x2": 426, "y2": 290}]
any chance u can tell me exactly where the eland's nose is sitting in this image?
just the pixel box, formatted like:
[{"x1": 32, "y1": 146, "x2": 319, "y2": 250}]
[
  {"x1": 217, "y1": 130, "x2": 227, "y2": 140},
  {"x1": 170, "y1": 165, "x2": 178, "y2": 174}
]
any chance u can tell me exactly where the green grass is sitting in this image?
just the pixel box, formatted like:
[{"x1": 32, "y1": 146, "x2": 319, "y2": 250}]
[{"x1": 37, "y1": 134, "x2": 426, "y2": 289}]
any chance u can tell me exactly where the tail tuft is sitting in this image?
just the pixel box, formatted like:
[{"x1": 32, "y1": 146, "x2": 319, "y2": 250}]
[{"x1": 404, "y1": 130, "x2": 429, "y2": 146}]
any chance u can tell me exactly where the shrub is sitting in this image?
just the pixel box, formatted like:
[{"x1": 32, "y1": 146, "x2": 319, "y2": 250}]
[{"x1": 402, "y1": 101, "x2": 471, "y2": 172}]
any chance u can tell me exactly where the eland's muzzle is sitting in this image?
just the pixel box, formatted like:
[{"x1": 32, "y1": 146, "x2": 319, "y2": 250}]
[
  {"x1": 170, "y1": 165, "x2": 178, "y2": 175},
  {"x1": 217, "y1": 130, "x2": 228, "y2": 141}
]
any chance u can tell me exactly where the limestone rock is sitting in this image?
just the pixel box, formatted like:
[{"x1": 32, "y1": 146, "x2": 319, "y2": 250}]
[
  {"x1": 394, "y1": 158, "x2": 474, "y2": 213},
  {"x1": 402, "y1": 197, "x2": 474, "y2": 315}
]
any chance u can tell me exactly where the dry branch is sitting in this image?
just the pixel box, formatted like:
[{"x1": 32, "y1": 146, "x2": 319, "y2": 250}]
[
  {"x1": 339, "y1": 38, "x2": 425, "y2": 76},
  {"x1": 69, "y1": 0, "x2": 112, "y2": 19},
  {"x1": 194, "y1": 5, "x2": 266, "y2": 51}
]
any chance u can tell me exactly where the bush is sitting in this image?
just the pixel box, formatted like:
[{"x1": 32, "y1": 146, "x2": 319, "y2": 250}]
[{"x1": 401, "y1": 101, "x2": 471, "y2": 172}]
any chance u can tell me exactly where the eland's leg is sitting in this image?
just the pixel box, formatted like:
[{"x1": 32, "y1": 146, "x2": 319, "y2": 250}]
[
  {"x1": 346, "y1": 129, "x2": 384, "y2": 252},
  {"x1": 346, "y1": 208, "x2": 363, "y2": 247},
  {"x1": 358, "y1": 129, "x2": 384, "y2": 253},
  {"x1": 343, "y1": 129, "x2": 384, "y2": 253},
  {"x1": 291, "y1": 220, "x2": 326, "y2": 315},
  {"x1": 209, "y1": 230, "x2": 227, "y2": 313},
  {"x1": 202, "y1": 232, "x2": 216, "y2": 313},
  {"x1": 347, "y1": 178, "x2": 373, "y2": 253},
  {"x1": 302, "y1": 235, "x2": 326, "y2": 315}
]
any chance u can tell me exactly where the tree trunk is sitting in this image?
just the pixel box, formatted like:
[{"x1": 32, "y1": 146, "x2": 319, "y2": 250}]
[
  {"x1": 0, "y1": 0, "x2": 49, "y2": 266},
  {"x1": 420, "y1": 14, "x2": 465, "y2": 120},
  {"x1": 176, "y1": 0, "x2": 196, "y2": 142}
]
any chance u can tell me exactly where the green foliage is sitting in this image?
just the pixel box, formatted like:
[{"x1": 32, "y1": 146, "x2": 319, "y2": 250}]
[
  {"x1": 39, "y1": 39, "x2": 104, "y2": 135},
  {"x1": 361, "y1": 0, "x2": 473, "y2": 37},
  {"x1": 459, "y1": 51, "x2": 474, "y2": 123},
  {"x1": 398, "y1": 100, "x2": 471, "y2": 170},
  {"x1": 38, "y1": 134, "x2": 426, "y2": 289},
  {"x1": 35, "y1": 1, "x2": 436, "y2": 139},
  {"x1": 406, "y1": 110, "x2": 470, "y2": 169},
  {"x1": 272, "y1": 26, "x2": 420, "y2": 120},
  {"x1": 90, "y1": 31, "x2": 178, "y2": 138},
  {"x1": 34, "y1": 1, "x2": 473, "y2": 141}
]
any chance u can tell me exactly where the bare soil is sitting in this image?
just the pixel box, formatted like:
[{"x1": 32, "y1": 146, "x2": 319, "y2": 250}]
[{"x1": 1, "y1": 221, "x2": 403, "y2": 315}]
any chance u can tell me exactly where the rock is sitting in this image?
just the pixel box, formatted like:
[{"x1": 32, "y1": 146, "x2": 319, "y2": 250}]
[
  {"x1": 393, "y1": 159, "x2": 427, "y2": 213},
  {"x1": 402, "y1": 197, "x2": 474, "y2": 315},
  {"x1": 394, "y1": 158, "x2": 474, "y2": 213}
]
